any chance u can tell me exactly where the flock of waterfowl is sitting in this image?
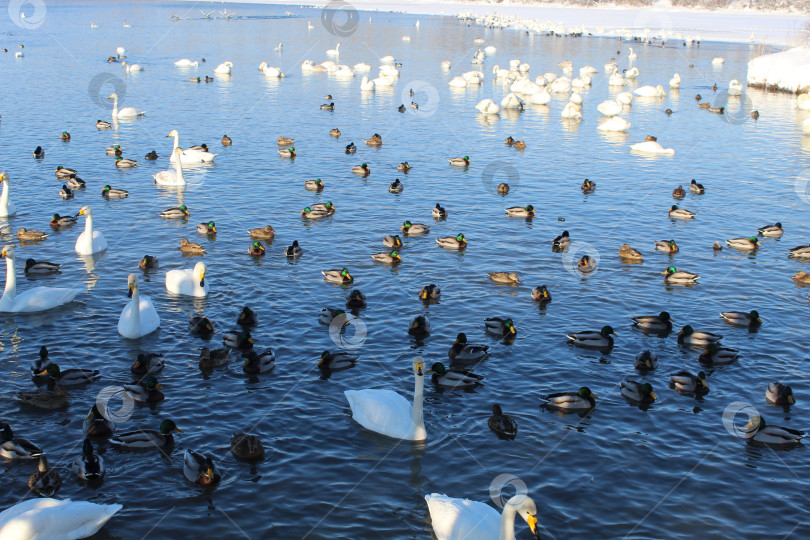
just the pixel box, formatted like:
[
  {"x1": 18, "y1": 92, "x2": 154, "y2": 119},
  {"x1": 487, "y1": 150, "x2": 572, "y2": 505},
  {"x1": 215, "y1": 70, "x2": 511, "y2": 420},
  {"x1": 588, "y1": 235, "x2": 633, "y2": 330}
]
[{"x1": 0, "y1": 10, "x2": 806, "y2": 540}]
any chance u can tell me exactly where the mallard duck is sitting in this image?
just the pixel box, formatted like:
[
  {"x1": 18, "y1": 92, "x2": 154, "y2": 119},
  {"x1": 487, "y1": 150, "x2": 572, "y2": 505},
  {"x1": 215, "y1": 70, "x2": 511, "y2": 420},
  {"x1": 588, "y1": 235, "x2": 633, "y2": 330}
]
[
  {"x1": 73, "y1": 439, "x2": 104, "y2": 481},
  {"x1": 766, "y1": 382, "x2": 795, "y2": 405},
  {"x1": 669, "y1": 205, "x2": 695, "y2": 219},
  {"x1": 372, "y1": 250, "x2": 401, "y2": 263},
  {"x1": 619, "y1": 244, "x2": 643, "y2": 261},
  {"x1": 189, "y1": 315, "x2": 214, "y2": 336},
  {"x1": 248, "y1": 241, "x2": 266, "y2": 256},
  {"x1": 105, "y1": 145, "x2": 123, "y2": 156},
  {"x1": 429, "y1": 362, "x2": 482, "y2": 388},
  {"x1": 365, "y1": 133, "x2": 382, "y2": 146},
  {"x1": 634, "y1": 350, "x2": 659, "y2": 371},
  {"x1": 55, "y1": 166, "x2": 77, "y2": 178},
  {"x1": 578, "y1": 255, "x2": 597, "y2": 272},
  {"x1": 567, "y1": 326, "x2": 615, "y2": 348},
  {"x1": 504, "y1": 136, "x2": 515, "y2": 146},
  {"x1": 197, "y1": 221, "x2": 216, "y2": 235},
  {"x1": 487, "y1": 404, "x2": 517, "y2": 439},
  {"x1": 436, "y1": 234, "x2": 466, "y2": 250},
  {"x1": 237, "y1": 306, "x2": 257, "y2": 326},
  {"x1": 24, "y1": 259, "x2": 60, "y2": 275},
  {"x1": 398, "y1": 104, "x2": 406, "y2": 113},
  {"x1": 744, "y1": 416, "x2": 803, "y2": 445},
  {"x1": 788, "y1": 243, "x2": 810, "y2": 259},
  {"x1": 39, "y1": 363, "x2": 99, "y2": 386},
  {"x1": 17, "y1": 376, "x2": 68, "y2": 409},
  {"x1": 59, "y1": 185, "x2": 74, "y2": 199},
  {"x1": 278, "y1": 146, "x2": 296, "y2": 158},
  {"x1": 83, "y1": 405, "x2": 115, "y2": 437},
  {"x1": 248, "y1": 225, "x2": 275, "y2": 240},
  {"x1": 581, "y1": 179, "x2": 595, "y2": 193},
  {"x1": 541, "y1": 387, "x2": 597, "y2": 411},
  {"x1": 758, "y1": 222, "x2": 783, "y2": 237},
  {"x1": 720, "y1": 310, "x2": 761, "y2": 328},
  {"x1": 655, "y1": 239, "x2": 679, "y2": 253},
  {"x1": 145, "y1": 150, "x2": 159, "y2": 160},
  {"x1": 161, "y1": 205, "x2": 190, "y2": 219},
  {"x1": 322, "y1": 267, "x2": 353, "y2": 284},
  {"x1": 793, "y1": 271, "x2": 810, "y2": 284},
  {"x1": 114, "y1": 157, "x2": 138, "y2": 168},
  {"x1": 408, "y1": 315, "x2": 430, "y2": 338},
  {"x1": 305, "y1": 178, "x2": 324, "y2": 191},
  {"x1": 485, "y1": 317, "x2": 516, "y2": 337},
  {"x1": 321, "y1": 102, "x2": 335, "y2": 111},
  {"x1": 130, "y1": 353, "x2": 164, "y2": 375},
  {"x1": 50, "y1": 213, "x2": 77, "y2": 228},
  {"x1": 66, "y1": 175, "x2": 86, "y2": 189},
  {"x1": 221, "y1": 134, "x2": 232, "y2": 146},
  {"x1": 110, "y1": 419, "x2": 181, "y2": 449},
  {"x1": 29, "y1": 455, "x2": 62, "y2": 497},
  {"x1": 432, "y1": 203, "x2": 447, "y2": 219},
  {"x1": 689, "y1": 179, "x2": 705, "y2": 194},
  {"x1": 60, "y1": 131, "x2": 70, "y2": 141},
  {"x1": 449, "y1": 156, "x2": 470, "y2": 167},
  {"x1": 223, "y1": 330, "x2": 253, "y2": 350},
  {"x1": 243, "y1": 350, "x2": 275, "y2": 374},
  {"x1": 505, "y1": 205, "x2": 535, "y2": 217},
  {"x1": 301, "y1": 206, "x2": 330, "y2": 219},
  {"x1": 530, "y1": 285, "x2": 551, "y2": 305},
  {"x1": 312, "y1": 201, "x2": 335, "y2": 213},
  {"x1": 677, "y1": 325, "x2": 722, "y2": 347},
  {"x1": 123, "y1": 377, "x2": 164, "y2": 403},
  {"x1": 383, "y1": 235, "x2": 403, "y2": 248},
  {"x1": 32, "y1": 146, "x2": 45, "y2": 158},
  {"x1": 726, "y1": 236, "x2": 761, "y2": 251},
  {"x1": 189, "y1": 76, "x2": 201, "y2": 83},
  {"x1": 631, "y1": 311, "x2": 673, "y2": 332},
  {"x1": 231, "y1": 433, "x2": 265, "y2": 460},
  {"x1": 345, "y1": 142, "x2": 357, "y2": 154},
  {"x1": 553, "y1": 231, "x2": 571, "y2": 250},
  {"x1": 318, "y1": 350, "x2": 358, "y2": 371},
  {"x1": 663, "y1": 266, "x2": 698, "y2": 284},
  {"x1": 284, "y1": 240, "x2": 303, "y2": 258},
  {"x1": 513, "y1": 140, "x2": 526, "y2": 149},
  {"x1": 96, "y1": 119, "x2": 112, "y2": 129},
  {"x1": 672, "y1": 185, "x2": 686, "y2": 198},
  {"x1": 101, "y1": 185, "x2": 129, "y2": 199},
  {"x1": 397, "y1": 161, "x2": 410, "y2": 172},
  {"x1": 708, "y1": 106, "x2": 724, "y2": 114},
  {"x1": 329, "y1": 128, "x2": 341, "y2": 138},
  {"x1": 179, "y1": 238, "x2": 205, "y2": 254},
  {"x1": 205, "y1": 76, "x2": 214, "y2": 82},
  {"x1": 139, "y1": 255, "x2": 159, "y2": 269},
  {"x1": 448, "y1": 332, "x2": 488, "y2": 363},
  {"x1": 670, "y1": 371, "x2": 709, "y2": 395},
  {"x1": 620, "y1": 379, "x2": 657, "y2": 403},
  {"x1": 199, "y1": 347, "x2": 230, "y2": 369},
  {"x1": 488, "y1": 272, "x2": 520, "y2": 284},
  {"x1": 351, "y1": 163, "x2": 370, "y2": 176},
  {"x1": 497, "y1": 183, "x2": 509, "y2": 194},
  {"x1": 389, "y1": 179, "x2": 404, "y2": 193},
  {"x1": 318, "y1": 307, "x2": 345, "y2": 325},
  {"x1": 1, "y1": 423, "x2": 42, "y2": 459},
  {"x1": 31, "y1": 346, "x2": 53, "y2": 380},
  {"x1": 346, "y1": 289, "x2": 367, "y2": 308},
  {"x1": 698, "y1": 343, "x2": 739, "y2": 365},
  {"x1": 400, "y1": 220, "x2": 430, "y2": 236},
  {"x1": 419, "y1": 284, "x2": 440, "y2": 301},
  {"x1": 17, "y1": 228, "x2": 47, "y2": 241}
]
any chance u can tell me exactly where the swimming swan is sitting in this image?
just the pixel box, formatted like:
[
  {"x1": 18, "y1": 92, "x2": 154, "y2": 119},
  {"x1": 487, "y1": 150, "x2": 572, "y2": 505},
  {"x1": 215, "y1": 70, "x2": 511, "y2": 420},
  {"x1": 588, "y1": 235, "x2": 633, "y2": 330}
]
[
  {"x1": 167, "y1": 130, "x2": 216, "y2": 164},
  {"x1": 214, "y1": 61, "x2": 233, "y2": 74},
  {"x1": 153, "y1": 148, "x2": 186, "y2": 185},
  {"x1": 0, "y1": 246, "x2": 81, "y2": 313},
  {"x1": 0, "y1": 498, "x2": 122, "y2": 539},
  {"x1": 75, "y1": 206, "x2": 108, "y2": 255},
  {"x1": 631, "y1": 141, "x2": 675, "y2": 155},
  {"x1": 634, "y1": 85, "x2": 666, "y2": 97},
  {"x1": 109, "y1": 93, "x2": 144, "y2": 118},
  {"x1": 425, "y1": 493, "x2": 540, "y2": 540},
  {"x1": 118, "y1": 273, "x2": 160, "y2": 339},
  {"x1": 165, "y1": 261, "x2": 209, "y2": 297},
  {"x1": 0, "y1": 172, "x2": 15, "y2": 217},
  {"x1": 597, "y1": 99, "x2": 623, "y2": 116},
  {"x1": 174, "y1": 58, "x2": 198, "y2": 67}
]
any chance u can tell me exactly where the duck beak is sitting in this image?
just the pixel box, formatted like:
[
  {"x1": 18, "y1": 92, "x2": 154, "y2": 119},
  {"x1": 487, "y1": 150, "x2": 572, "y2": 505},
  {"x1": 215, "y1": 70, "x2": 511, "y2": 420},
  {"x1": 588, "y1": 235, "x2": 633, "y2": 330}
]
[
  {"x1": 650, "y1": 392, "x2": 657, "y2": 400},
  {"x1": 155, "y1": 382, "x2": 164, "y2": 390},
  {"x1": 789, "y1": 395, "x2": 795, "y2": 405},
  {"x1": 611, "y1": 331, "x2": 617, "y2": 336},
  {"x1": 744, "y1": 420, "x2": 753, "y2": 428},
  {"x1": 38, "y1": 369, "x2": 48, "y2": 376},
  {"x1": 248, "y1": 338, "x2": 254, "y2": 344},
  {"x1": 211, "y1": 226, "x2": 216, "y2": 233},
  {"x1": 591, "y1": 393, "x2": 598, "y2": 399},
  {"x1": 509, "y1": 326, "x2": 516, "y2": 334}
]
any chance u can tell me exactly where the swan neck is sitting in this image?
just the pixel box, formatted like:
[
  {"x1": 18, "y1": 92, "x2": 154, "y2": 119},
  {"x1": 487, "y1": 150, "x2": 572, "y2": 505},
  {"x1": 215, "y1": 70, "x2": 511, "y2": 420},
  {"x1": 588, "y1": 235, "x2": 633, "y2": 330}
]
[
  {"x1": 0, "y1": 178, "x2": 8, "y2": 207},
  {"x1": 131, "y1": 283, "x2": 141, "y2": 330},
  {"x1": 499, "y1": 503, "x2": 518, "y2": 540},
  {"x1": 172, "y1": 133, "x2": 179, "y2": 151},
  {"x1": 111, "y1": 95, "x2": 118, "y2": 116},
  {"x1": 410, "y1": 370, "x2": 426, "y2": 438},
  {"x1": 84, "y1": 211, "x2": 93, "y2": 237},
  {"x1": 2, "y1": 255, "x2": 15, "y2": 304},
  {"x1": 174, "y1": 156, "x2": 184, "y2": 180}
]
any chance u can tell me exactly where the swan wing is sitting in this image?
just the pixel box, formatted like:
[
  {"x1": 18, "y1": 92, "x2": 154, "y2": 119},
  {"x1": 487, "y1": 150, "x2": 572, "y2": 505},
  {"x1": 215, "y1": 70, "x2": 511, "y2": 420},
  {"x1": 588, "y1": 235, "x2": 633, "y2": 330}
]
[
  {"x1": 11, "y1": 287, "x2": 80, "y2": 313},
  {"x1": 0, "y1": 498, "x2": 122, "y2": 540},
  {"x1": 344, "y1": 389, "x2": 416, "y2": 440},
  {"x1": 425, "y1": 494, "x2": 499, "y2": 540}
]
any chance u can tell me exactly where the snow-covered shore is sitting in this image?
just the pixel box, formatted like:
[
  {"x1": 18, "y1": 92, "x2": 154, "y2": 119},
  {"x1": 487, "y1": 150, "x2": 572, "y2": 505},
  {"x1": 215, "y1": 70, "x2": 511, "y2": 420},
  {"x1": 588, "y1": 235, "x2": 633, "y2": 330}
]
[
  {"x1": 748, "y1": 47, "x2": 810, "y2": 93},
  {"x1": 184, "y1": 0, "x2": 807, "y2": 47}
]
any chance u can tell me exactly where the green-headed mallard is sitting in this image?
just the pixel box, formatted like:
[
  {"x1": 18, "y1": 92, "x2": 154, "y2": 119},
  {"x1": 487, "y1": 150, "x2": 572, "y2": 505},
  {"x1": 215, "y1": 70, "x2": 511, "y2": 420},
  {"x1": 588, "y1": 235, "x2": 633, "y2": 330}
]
[
  {"x1": 631, "y1": 311, "x2": 672, "y2": 332},
  {"x1": 145, "y1": 150, "x2": 159, "y2": 160},
  {"x1": 744, "y1": 416, "x2": 803, "y2": 445},
  {"x1": 1, "y1": 423, "x2": 42, "y2": 459},
  {"x1": 223, "y1": 330, "x2": 253, "y2": 350},
  {"x1": 488, "y1": 272, "x2": 519, "y2": 284},
  {"x1": 488, "y1": 404, "x2": 517, "y2": 439},
  {"x1": 305, "y1": 178, "x2": 324, "y2": 191},
  {"x1": 231, "y1": 433, "x2": 265, "y2": 461},
  {"x1": 184, "y1": 449, "x2": 222, "y2": 486},
  {"x1": 60, "y1": 131, "x2": 71, "y2": 141},
  {"x1": 720, "y1": 310, "x2": 761, "y2": 328},
  {"x1": 401, "y1": 220, "x2": 429, "y2": 235},
  {"x1": 39, "y1": 363, "x2": 99, "y2": 386},
  {"x1": 179, "y1": 238, "x2": 205, "y2": 254},
  {"x1": 432, "y1": 203, "x2": 447, "y2": 219},
  {"x1": 285, "y1": 240, "x2": 303, "y2": 258},
  {"x1": 139, "y1": 255, "x2": 159, "y2": 269},
  {"x1": 530, "y1": 285, "x2": 551, "y2": 305},
  {"x1": 436, "y1": 234, "x2": 466, "y2": 250},
  {"x1": 237, "y1": 306, "x2": 257, "y2": 326},
  {"x1": 83, "y1": 404, "x2": 115, "y2": 437},
  {"x1": 663, "y1": 266, "x2": 698, "y2": 284},
  {"x1": 383, "y1": 235, "x2": 402, "y2": 248},
  {"x1": 497, "y1": 183, "x2": 509, "y2": 194},
  {"x1": 397, "y1": 161, "x2": 410, "y2": 171},
  {"x1": 277, "y1": 136, "x2": 294, "y2": 146},
  {"x1": 321, "y1": 102, "x2": 335, "y2": 111},
  {"x1": 278, "y1": 146, "x2": 296, "y2": 158},
  {"x1": 567, "y1": 326, "x2": 615, "y2": 348},
  {"x1": 668, "y1": 205, "x2": 695, "y2": 220},
  {"x1": 346, "y1": 289, "x2": 367, "y2": 309},
  {"x1": 101, "y1": 185, "x2": 128, "y2": 199},
  {"x1": 55, "y1": 166, "x2": 77, "y2": 178},
  {"x1": 73, "y1": 439, "x2": 104, "y2": 481},
  {"x1": 449, "y1": 156, "x2": 470, "y2": 167},
  {"x1": 389, "y1": 179, "x2": 404, "y2": 193},
  {"x1": 540, "y1": 387, "x2": 597, "y2": 411},
  {"x1": 161, "y1": 205, "x2": 190, "y2": 219},
  {"x1": 352, "y1": 163, "x2": 370, "y2": 176},
  {"x1": 29, "y1": 455, "x2": 62, "y2": 497},
  {"x1": 620, "y1": 379, "x2": 657, "y2": 403},
  {"x1": 766, "y1": 382, "x2": 795, "y2": 406},
  {"x1": 552, "y1": 231, "x2": 570, "y2": 250},
  {"x1": 189, "y1": 315, "x2": 214, "y2": 337},
  {"x1": 758, "y1": 222, "x2": 783, "y2": 237},
  {"x1": 581, "y1": 179, "x2": 596, "y2": 193},
  {"x1": 655, "y1": 239, "x2": 679, "y2": 253},
  {"x1": 448, "y1": 332, "x2": 488, "y2": 363},
  {"x1": 329, "y1": 128, "x2": 341, "y2": 138},
  {"x1": 318, "y1": 307, "x2": 345, "y2": 325},
  {"x1": 619, "y1": 244, "x2": 643, "y2": 261},
  {"x1": 24, "y1": 259, "x2": 60, "y2": 275},
  {"x1": 312, "y1": 201, "x2": 335, "y2": 213},
  {"x1": 123, "y1": 376, "x2": 164, "y2": 403},
  {"x1": 97, "y1": 119, "x2": 112, "y2": 129},
  {"x1": 318, "y1": 350, "x2": 358, "y2": 371},
  {"x1": 199, "y1": 347, "x2": 229, "y2": 369},
  {"x1": 726, "y1": 236, "x2": 761, "y2": 251},
  {"x1": 485, "y1": 317, "x2": 516, "y2": 337},
  {"x1": 670, "y1": 370, "x2": 709, "y2": 395},
  {"x1": 505, "y1": 205, "x2": 534, "y2": 217},
  {"x1": 634, "y1": 350, "x2": 658, "y2": 371},
  {"x1": 301, "y1": 206, "x2": 329, "y2": 219},
  {"x1": 408, "y1": 315, "x2": 430, "y2": 338},
  {"x1": 689, "y1": 179, "x2": 705, "y2": 194},
  {"x1": 419, "y1": 284, "x2": 440, "y2": 301},
  {"x1": 50, "y1": 213, "x2": 77, "y2": 228},
  {"x1": 248, "y1": 225, "x2": 275, "y2": 240},
  {"x1": 677, "y1": 325, "x2": 722, "y2": 347},
  {"x1": 672, "y1": 185, "x2": 685, "y2": 198},
  {"x1": 429, "y1": 362, "x2": 482, "y2": 388},
  {"x1": 365, "y1": 133, "x2": 382, "y2": 145},
  {"x1": 698, "y1": 342, "x2": 739, "y2": 365},
  {"x1": 105, "y1": 145, "x2": 123, "y2": 156},
  {"x1": 197, "y1": 221, "x2": 216, "y2": 235},
  {"x1": 243, "y1": 350, "x2": 275, "y2": 374},
  {"x1": 114, "y1": 157, "x2": 138, "y2": 168},
  {"x1": 17, "y1": 228, "x2": 47, "y2": 241},
  {"x1": 189, "y1": 76, "x2": 201, "y2": 82},
  {"x1": 248, "y1": 241, "x2": 266, "y2": 256},
  {"x1": 221, "y1": 134, "x2": 232, "y2": 146},
  {"x1": 17, "y1": 375, "x2": 68, "y2": 409},
  {"x1": 372, "y1": 250, "x2": 401, "y2": 264},
  {"x1": 788, "y1": 243, "x2": 810, "y2": 259},
  {"x1": 110, "y1": 419, "x2": 181, "y2": 449},
  {"x1": 322, "y1": 267, "x2": 353, "y2": 284},
  {"x1": 577, "y1": 255, "x2": 597, "y2": 272},
  {"x1": 131, "y1": 353, "x2": 164, "y2": 375}
]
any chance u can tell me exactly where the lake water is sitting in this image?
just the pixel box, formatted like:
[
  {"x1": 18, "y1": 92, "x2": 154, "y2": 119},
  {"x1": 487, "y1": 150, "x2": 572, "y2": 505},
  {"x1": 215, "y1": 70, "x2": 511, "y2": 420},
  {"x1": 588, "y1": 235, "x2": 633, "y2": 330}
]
[{"x1": 1, "y1": 1, "x2": 809, "y2": 538}]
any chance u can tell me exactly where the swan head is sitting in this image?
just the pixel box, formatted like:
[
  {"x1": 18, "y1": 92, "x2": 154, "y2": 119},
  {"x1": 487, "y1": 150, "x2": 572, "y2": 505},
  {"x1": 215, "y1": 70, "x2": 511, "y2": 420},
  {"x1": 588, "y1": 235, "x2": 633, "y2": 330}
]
[
  {"x1": 0, "y1": 245, "x2": 14, "y2": 260},
  {"x1": 127, "y1": 273, "x2": 139, "y2": 297},
  {"x1": 78, "y1": 205, "x2": 91, "y2": 217},
  {"x1": 167, "y1": 129, "x2": 179, "y2": 137},
  {"x1": 108, "y1": 93, "x2": 118, "y2": 100},
  {"x1": 504, "y1": 495, "x2": 541, "y2": 539},
  {"x1": 0, "y1": 171, "x2": 6, "y2": 184},
  {"x1": 194, "y1": 262, "x2": 206, "y2": 287},
  {"x1": 413, "y1": 356, "x2": 426, "y2": 376}
]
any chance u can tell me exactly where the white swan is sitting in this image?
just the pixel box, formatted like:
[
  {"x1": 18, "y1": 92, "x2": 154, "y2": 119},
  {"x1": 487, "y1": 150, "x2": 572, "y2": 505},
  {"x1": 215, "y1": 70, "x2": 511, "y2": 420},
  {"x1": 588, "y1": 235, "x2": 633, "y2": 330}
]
[
  {"x1": 425, "y1": 493, "x2": 539, "y2": 540},
  {"x1": 476, "y1": 99, "x2": 500, "y2": 114},
  {"x1": 335, "y1": 66, "x2": 355, "y2": 78},
  {"x1": 122, "y1": 61, "x2": 143, "y2": 72},
  {"x1": 118, "y1": 273, "x2": 160, "y2": 339},
  {"x1": 803, "y1": 118, "x2": 810, "y2": 134},
  {"x1": 712, "y1": 57, "x2": 724, "y2": 65},
  {"x1": 326, "y1": 43, "x2": 340, "y2": 57},
  {"x1": 380, "y1": 55, "x2": 395, "y2": 63},
  {"x1": 569, "y1": 92, "x2": 583, "y2": 105},
  {"x1": 597, "y1": 99, "x2": 623, "y2": 116},
  {"x1": 154, "y1": 148, "x2": 186, "y2": 186},
  {"x1": 728, "y1": 79, "x2": 743, "y2": 96},
  {"x1": 320, "y1": 60, "x2": 338, "y2": 72},
  {"x1": 528, "y1": 89, "x2": 551, "y2": 105},
  {"x1": 167, "y1": 130, "x2": 216, "y2": 164},
  {"x1": 0, "y1": 172, "x2": 15, "y2": 217},
  {"x1": 608, "y1": 69, "x2": 626, "y2": 87},
  {"x1": 440, "y1": 60, "x2": 451, "y2": 70},
  {"x1": 165, "y1": 262, "x2": 209, "y2": 297},
  {"x1": 509, "y1": 59, "x2": 521, "y2": 70},
  {"x1": 373, "y1": 75, "x2": 395, "y2": 87},
  {"x1": 214, "y1": 61, "x2": 233, "y2": 74},
  {"x1": 628, "y1": 47, "x2": 637, "y2": 62},
  {"x1": 797, "y1": 94, "x2": 810, "y2": 111},
  {"x1": 301, "y1": 60, "x2": 327, "y2": 73},
  {"x1": 571, "y1": 76, "x2": 590, "y2": 88},
  {"x1": 669, "y1": 73, "x2": 681, "y2": 88},
  {"x1": 264, "y1": 66, "x2": 284, "y2": 77},
  {"x1": 75, "y1": 206, "x2": 108, "y2": 255},
  {"x1": 493, "y1": 65, "x2": 510, "y2": 78},
  {"x1": 625, "y1": 66, "x2": 639, "y2": 80},
  {"x1": 116, "y1": 46, "x2": 125, "y2": 57},
  {"x1": 634, "y1": 85, "x2": 666, "y2": 97},
  {"x1": 616, "y1": 91, "x2": 634, "y2": 105},
  {"x1": 344, "y1": 357, "x2": 427, "y2": 440},
  {"x1": 109, "y1": 93, "x2": 144, "y2": 119},
  {"x1": 0, "y1": 245, "x2": 81, "y2": 313},
  {"x1": 448, "y1": 76, "x2": 467, "y2": 88},
  {"x1": 630, "y1": 141, "x2": 675, "y2": 155},
  {"x1": 542, "y1": 72, "x2": 557, "y2": 83},
  {"x1": 0, "y1": 498, "x2": 122, "y2": 539},
  {"x1": 360, "y1": 76, "x2": 375, "y2": 91},
  {"x1": 561, "y1": 102, "x2": 581, "y2": 119},
  {"x1": 598, "y1": 117, "x2": 631, "y2": 131},
  {"x1": 354, "y1": 62, "x2": 371, "y2": 72},
  {"x1": 549, "y1": 76, "x2": 571, "y2": 93},
  {"x1": 379, "y1": 64, "x2": 399, "y2": 77},
  {"x1": 580, "y1": 65, "x2": 598, "y2": 76},
  {"x1": 174, "y1": 58, "x2": 198, "y2": 67},
  {"x1": 501, "y1": 93, "x2": 524, "y2": 110}
]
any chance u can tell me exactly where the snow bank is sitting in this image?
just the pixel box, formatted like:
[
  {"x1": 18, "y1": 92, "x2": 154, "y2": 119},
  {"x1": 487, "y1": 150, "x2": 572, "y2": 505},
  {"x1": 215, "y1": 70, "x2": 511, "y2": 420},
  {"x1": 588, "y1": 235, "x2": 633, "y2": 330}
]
[{"x1": 747, "y1": 47, "x2": 810, "y2": 93}]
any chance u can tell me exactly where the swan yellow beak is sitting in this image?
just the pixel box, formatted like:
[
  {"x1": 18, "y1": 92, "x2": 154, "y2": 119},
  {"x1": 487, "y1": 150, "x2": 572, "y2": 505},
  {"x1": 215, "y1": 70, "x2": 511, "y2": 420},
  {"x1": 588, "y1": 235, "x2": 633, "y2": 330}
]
[
  {"x1": 0, "y1": 250, "x2": 6, "y2": 258},
  {"x1": 0, "y1": 172, "x2": 5, "y2": 183},
  {"x1": 527, "y1": 514, "x2": 538, "y2": 535}
]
